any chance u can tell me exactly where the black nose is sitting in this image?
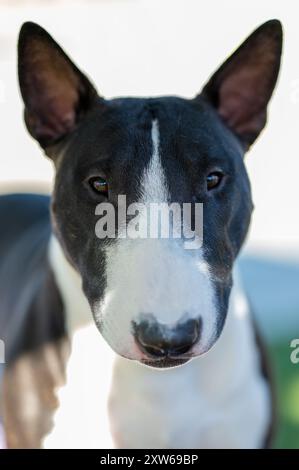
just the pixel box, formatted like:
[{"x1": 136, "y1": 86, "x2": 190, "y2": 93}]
[{"x1": 132, "y1": 316, "x2": 201, "y2": 358}]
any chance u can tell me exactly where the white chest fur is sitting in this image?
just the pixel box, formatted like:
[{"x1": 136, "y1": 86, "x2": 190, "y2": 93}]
[{"x1": 45, "y1": 238, "x2": 270, "y2": 449}]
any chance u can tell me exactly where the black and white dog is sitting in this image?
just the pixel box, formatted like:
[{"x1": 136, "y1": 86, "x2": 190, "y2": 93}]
[{"x1": 0, "y1": 20, "x2": 282, "y2": 448}]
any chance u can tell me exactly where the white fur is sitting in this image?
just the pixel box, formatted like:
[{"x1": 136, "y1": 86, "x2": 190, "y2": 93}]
[
  {"x1": 94, "y1": 119, "x2": 217, "y2": 358},
  {"x1": 97, "y1": 238, "x2": 216, "y2": 358},
  {"x1": 42, "y1": 322, "x2": 115, "y2": 449},
  {"x1": 142, "y1": 119, "x2": 169, "y2": 203}
]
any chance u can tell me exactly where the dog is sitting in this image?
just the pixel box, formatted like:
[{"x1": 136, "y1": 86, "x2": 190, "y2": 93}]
[{"x1": 0, "y1": 19, "x2": 282, "y2": 448}]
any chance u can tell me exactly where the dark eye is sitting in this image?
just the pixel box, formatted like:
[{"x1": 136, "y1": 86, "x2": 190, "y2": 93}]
[
  {"x1": 206, "y1": 172, "x2": 223, "y2": 191},
  {"x1": 88, "y1": 176, "x2": 108, "y2": 196}
]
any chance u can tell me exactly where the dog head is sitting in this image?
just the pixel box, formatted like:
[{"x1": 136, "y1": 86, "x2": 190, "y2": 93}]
[{"x1": 18, "y1": 20, "x2": 282, "y2": 368}]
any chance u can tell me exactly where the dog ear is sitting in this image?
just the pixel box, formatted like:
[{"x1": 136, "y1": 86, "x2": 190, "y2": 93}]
[
  {"x1": 200, "y1": 20, "x2": 283, "y2": 148},
  {"x1": 18, "y1": 22, "x2": 99, "y2": 148}
]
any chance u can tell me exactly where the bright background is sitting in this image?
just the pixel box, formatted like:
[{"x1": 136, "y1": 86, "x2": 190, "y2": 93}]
[{"x1": 0, "y1": 0, "x2": 298, "y2": 448}]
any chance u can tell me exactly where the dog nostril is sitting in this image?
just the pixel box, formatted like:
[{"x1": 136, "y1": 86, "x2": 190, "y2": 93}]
[{"x1": 132, "y1": 317, "x2": 201, "y2": 358}]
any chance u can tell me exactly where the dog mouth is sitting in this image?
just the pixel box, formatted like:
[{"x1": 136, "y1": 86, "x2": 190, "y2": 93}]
[{"x1": 139, "y1": 356, "x2": 191, "y2": 369}]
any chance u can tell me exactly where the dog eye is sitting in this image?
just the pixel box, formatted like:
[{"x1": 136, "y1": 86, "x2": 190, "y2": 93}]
[
  {"x1": 88, "y1": 176, "x2": 108, "y2": 195},
  {"x1": 206, "y1": 172, "x2": 223, "y2": 190}
]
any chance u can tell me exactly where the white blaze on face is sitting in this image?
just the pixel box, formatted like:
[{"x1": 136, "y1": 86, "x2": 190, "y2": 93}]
[
  {"x1": 94, "y1": 120, "x2": 218, "y2": 360},
  {"x1": 142, "y1": 119, "x2": 169, "y2": 203}
]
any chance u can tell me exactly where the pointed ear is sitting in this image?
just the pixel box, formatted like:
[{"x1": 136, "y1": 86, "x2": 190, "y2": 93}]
[
  {"x1": 200, "y1": 20, "x2": 283, "y2": 148},
  {"x1": 18, "y1": 22, "x2": 99, "y2": 148}
]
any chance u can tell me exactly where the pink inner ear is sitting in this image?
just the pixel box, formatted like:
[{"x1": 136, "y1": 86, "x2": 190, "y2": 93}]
[
  {"x1": 23, "y1": 39, "x2": 82, "y2": 142},
  {"x1": 31, "y1": 79, "x2": 78, "y2": 139},
  {"x1": 215, "y1": 35, "x2": 278, "y2": 141},
  {"x1": 218, "y1": 68, "x2": 265, "y2": 128}
]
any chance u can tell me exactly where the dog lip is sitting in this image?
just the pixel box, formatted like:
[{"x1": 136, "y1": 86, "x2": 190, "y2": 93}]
[{"x1": 140, "y1": 356, "x2": 191, "y2": 369}]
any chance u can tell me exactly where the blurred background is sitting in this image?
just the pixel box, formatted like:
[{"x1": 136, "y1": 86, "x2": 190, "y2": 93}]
[{"x1": 0, "y1": 0, "x2": 298, "y2": 448}]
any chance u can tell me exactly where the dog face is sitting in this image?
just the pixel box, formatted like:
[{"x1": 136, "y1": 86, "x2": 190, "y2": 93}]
[{"x1": 18, "y1": 21, "x2": 282, "y2": 368}]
